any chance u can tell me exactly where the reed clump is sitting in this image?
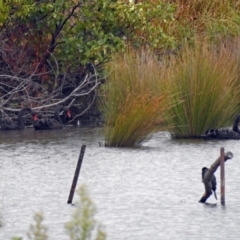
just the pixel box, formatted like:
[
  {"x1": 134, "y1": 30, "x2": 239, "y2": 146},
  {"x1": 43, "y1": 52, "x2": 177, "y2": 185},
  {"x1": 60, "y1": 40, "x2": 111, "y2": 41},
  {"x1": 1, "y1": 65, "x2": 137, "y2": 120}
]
[
  {"x1": 100, "y1": 50, "x2": 169, "y2": 147},
  {"x1": 219, "y1": 36, "x2": 240, "y2": 110},
  {"x1": 163, "y1": 40, "x2": 239, "y2": 138}
]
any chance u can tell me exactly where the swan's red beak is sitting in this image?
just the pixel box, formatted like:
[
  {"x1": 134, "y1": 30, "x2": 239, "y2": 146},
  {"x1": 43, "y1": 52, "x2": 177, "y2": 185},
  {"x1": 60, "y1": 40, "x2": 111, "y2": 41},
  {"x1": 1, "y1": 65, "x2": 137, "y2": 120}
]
[
  {"x1": 67, "y1": 110, "x2": 71, "y2": 118},
  {"x1": 33, "y1": 114, "x2": 38, "y2": 121}
]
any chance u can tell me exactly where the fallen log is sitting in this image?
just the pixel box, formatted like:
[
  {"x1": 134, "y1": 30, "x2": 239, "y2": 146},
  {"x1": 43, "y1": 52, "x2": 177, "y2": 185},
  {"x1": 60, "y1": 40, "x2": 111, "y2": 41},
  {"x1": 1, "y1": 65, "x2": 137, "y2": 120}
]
[{"x1": 199, "y1": 150, "x2": 233, "y2": 203}]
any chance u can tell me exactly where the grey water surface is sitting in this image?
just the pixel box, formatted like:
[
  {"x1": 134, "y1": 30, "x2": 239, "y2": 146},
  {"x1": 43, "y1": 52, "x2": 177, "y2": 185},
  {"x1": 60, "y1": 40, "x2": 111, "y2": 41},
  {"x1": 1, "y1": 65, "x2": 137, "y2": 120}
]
[{"x1": 0, "y1": 127, "x2": 240, "y2": 240}]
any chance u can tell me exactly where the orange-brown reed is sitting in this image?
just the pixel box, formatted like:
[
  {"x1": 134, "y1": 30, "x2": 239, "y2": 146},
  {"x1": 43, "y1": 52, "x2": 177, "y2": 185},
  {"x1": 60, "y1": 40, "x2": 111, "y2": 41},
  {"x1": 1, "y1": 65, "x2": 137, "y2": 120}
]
[{"x1": 100, "y1": 50, "x2": 170, "y2": 147}]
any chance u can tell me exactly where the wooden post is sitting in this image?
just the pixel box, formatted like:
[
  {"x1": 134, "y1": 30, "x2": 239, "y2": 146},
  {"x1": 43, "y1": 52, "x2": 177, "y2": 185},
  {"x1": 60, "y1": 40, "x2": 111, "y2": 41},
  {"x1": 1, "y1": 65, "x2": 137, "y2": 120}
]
[
  {"x1": 220, "y1": 147, "x2": 225, "y2": 205},
  {"x1": 67, "y1": 144, "x2": 86, "y2": 204}
]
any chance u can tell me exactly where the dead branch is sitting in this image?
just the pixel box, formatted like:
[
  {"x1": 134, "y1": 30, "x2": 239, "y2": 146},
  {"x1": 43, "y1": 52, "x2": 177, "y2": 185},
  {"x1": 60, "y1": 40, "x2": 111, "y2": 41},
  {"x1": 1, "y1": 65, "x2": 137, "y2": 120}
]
[
  {"x1": 37, "y1": 2, "x2": 82, "y2": 73},
  {"x1": 0, "y1": 53, "x2": 103, "y2": 124}
]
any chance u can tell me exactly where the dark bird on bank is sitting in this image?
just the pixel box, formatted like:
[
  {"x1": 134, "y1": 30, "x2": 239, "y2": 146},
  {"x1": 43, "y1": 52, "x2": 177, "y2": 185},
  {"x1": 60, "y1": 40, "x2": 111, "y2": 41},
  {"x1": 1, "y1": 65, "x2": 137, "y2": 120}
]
[
  {"x1": 0, "y1": 107, "x2": 32, "y2": 130},
  {"x1": 204, "y1": 114, "x2": 240, "y2": 140},
  {"x1": 202, "y1": 167, "x2": 217, "y2": 200},
  {"x1": 32, "y1": 106, "x2": 71, "y2": 130}
]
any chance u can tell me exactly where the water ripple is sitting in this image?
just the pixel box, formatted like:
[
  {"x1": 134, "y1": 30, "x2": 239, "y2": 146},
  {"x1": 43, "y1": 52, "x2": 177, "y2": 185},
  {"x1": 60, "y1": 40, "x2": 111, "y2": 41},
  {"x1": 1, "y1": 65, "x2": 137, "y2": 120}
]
[{"x1": 0, "y1": 128, "x2": 239, "y2": 240}]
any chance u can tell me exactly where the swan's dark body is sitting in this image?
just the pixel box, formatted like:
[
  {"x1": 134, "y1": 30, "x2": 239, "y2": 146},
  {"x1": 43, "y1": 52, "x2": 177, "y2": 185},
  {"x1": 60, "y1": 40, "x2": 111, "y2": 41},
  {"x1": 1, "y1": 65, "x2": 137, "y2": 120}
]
[
  {"x1": 32, "y1": 117, "x2": 63, "y2": 130},
  {"x1": 204, "y1": 114, "x2": 240, "y2": 140},
  {"x1": 0, "y1": 108, "x2": 32, "y2": 130},
  {"x1": 33, "y1": 106, "x2": 69, "y2": 130},
  {"x1": 204, "y1": 128, "x2": 240, "y2": 140}
]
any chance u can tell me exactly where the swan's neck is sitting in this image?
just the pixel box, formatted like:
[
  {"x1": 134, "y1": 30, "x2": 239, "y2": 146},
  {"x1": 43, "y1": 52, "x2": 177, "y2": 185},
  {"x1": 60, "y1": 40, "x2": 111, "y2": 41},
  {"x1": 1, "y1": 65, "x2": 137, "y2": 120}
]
[
  {"x1": 54, "y1": 106, "x2": 63, "y2": 124},
  {"x1": 233, "y1": 114, "x2": 240, "y2": 132},
  {"x1": 18, "y1": 108, "x2": 32, "y2": 129}
]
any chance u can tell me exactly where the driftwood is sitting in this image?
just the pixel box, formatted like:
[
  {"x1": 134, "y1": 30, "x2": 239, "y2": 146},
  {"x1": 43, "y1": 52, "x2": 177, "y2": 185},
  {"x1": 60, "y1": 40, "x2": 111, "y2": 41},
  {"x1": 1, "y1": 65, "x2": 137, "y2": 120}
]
[{"x1": 199, "y1": 151, "x2": 233, "y2": 203}]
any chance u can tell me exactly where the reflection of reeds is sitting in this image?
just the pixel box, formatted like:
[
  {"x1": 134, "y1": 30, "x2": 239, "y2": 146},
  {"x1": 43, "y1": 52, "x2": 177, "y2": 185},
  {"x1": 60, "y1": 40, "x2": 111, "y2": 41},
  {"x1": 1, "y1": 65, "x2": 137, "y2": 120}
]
[
  {"x1": 164, "y1": 40, "x2": 239, "y2": 138},
  {"x1": 100, "y1": 51, "x2": 169, "y2": 147}
]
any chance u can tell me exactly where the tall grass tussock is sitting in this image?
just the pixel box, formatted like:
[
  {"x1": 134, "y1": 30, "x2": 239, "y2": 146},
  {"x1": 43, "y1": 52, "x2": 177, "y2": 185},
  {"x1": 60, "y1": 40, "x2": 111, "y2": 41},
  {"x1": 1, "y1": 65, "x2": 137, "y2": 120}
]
[
  {"x1": 163, "y1": 40, "x2": 240, "y2": 138},
  {"x1": 220, "y1": 36, "x2": 240, "y2": 110},
  {"x1": 100, "y1": 50, "x2": 170, "y2": 147}
]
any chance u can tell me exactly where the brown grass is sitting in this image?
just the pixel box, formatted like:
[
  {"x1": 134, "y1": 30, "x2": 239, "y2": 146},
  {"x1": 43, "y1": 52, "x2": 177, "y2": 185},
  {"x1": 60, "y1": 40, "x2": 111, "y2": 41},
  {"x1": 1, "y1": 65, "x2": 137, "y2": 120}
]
[{"x1": 100, "y1": 50, "x2": 170, "y2": 147}]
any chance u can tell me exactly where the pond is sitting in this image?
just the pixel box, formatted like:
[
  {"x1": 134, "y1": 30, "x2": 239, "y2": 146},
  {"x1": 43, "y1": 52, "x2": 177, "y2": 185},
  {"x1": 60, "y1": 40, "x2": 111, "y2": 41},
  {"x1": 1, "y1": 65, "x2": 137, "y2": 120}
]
[{"x1": 0, "y1": 127, "x2": 240, "y2": 240}]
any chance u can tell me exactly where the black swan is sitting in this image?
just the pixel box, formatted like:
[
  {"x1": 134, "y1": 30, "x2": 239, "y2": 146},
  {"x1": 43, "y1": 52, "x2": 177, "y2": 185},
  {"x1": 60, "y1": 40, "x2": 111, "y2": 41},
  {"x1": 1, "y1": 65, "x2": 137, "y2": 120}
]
[
  {"x1": 0, "y1": 107, "x2": 32, "y2": 130},
  {"x1": 32, "y1": 106, "x2": 70, "y2": 130},
  {"x1": 204, "y1": 114, "x2": 240, "y2": 140}
]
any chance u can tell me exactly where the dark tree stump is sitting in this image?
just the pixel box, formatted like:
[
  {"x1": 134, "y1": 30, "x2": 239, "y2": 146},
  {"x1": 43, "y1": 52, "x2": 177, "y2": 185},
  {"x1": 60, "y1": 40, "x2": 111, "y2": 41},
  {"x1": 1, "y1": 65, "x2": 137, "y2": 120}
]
[{"x1": 199, "y1": 151, "x2": 233, "y2": 203}]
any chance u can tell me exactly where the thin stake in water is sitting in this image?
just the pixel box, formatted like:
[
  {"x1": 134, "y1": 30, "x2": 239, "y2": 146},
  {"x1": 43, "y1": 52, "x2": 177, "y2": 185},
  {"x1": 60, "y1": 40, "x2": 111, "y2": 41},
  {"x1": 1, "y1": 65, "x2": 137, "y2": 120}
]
[
  {"x1": 67, "y1": 144, "x2": 86, "y2": 204},
  {"x1": 220, "y1": 147, "x2": 225, "y2": 205}
]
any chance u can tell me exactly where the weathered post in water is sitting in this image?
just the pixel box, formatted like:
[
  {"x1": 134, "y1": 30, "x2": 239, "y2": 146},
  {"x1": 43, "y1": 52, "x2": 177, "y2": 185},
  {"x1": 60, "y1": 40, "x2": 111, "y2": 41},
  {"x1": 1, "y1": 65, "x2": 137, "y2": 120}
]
[
  {"x1": 220, "y1": 147, "x2": 225, "y2": 205},
  {"x1": 67, "y1": 144, "x2": 86, "y2": 204},
  {"x1": 199, "y1": 148, "x2": 233, "y2": 204}
]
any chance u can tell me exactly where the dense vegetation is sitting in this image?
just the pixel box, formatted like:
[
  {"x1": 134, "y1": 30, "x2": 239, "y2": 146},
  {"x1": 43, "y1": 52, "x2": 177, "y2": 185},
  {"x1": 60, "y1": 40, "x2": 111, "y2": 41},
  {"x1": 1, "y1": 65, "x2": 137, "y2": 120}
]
[
  {"x1": 1, "y1": 0, "x2": 240, "y2": 142},
  {"x1": 2, "y1": 0, "x2": 240, "y2": 237},
  {"x1": 98, "y1": 0, "x2": 240, "y2": 145},
  {"x1": 0, "y1": 0, "x2": 176, "y2": 124}
]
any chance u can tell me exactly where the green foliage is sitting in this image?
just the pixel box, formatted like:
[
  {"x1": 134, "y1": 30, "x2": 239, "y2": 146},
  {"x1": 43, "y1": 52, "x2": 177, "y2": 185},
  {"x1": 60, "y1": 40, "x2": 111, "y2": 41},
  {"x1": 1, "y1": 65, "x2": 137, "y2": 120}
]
[
  {"x1": 62, "y1": 0, "x2": 124, "y2": 66},
  {"x1": 2, "y1": 0, "x2": 240, "y2": 74},
  {"x1": 56, "y1": 0, "x2": 177, "y2": 66},
  {"x1": 115, "y1": 0, "x2": 176, "y2": 50},
  {"x1": 0, "y1": 0, "x2": 35, "y2": 25},
  {"x1": 0, "y1": 0, "x2": 177, "y2": 72},
  {"x1": 11, "y1": 185, "x2": 105, "y2": 240},
  {"x1": 65, "y1": 185, "x2": 106, "y2": 240},
  {"x1": 27, "y1": 212, "x2": 48, "y2": 240},
  {"x1": 163, "y1": 40, "x2": 239, "y2": 138},
  {"x1": 100, "y1": 50, "x2": 170, "y2": 147}
]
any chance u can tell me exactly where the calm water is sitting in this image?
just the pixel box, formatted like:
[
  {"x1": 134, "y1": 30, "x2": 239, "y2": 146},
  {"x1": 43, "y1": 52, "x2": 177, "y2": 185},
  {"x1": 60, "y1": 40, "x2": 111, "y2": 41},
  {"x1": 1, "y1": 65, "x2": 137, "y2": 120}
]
[{"x1": 0, "y1": 127, "x2": 240, "y2": 240}]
